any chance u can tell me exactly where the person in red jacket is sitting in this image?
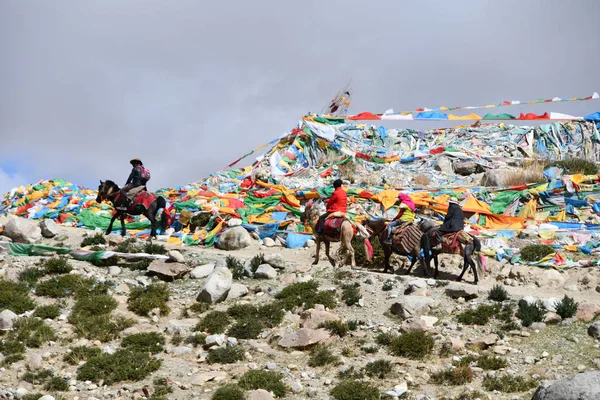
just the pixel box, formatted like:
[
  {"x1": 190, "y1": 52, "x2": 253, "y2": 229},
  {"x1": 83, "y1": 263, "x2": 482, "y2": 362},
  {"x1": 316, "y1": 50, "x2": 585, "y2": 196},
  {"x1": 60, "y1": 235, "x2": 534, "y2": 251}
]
[{"x1": 316, "y1": 179, "x2": 347, "y2": 234}]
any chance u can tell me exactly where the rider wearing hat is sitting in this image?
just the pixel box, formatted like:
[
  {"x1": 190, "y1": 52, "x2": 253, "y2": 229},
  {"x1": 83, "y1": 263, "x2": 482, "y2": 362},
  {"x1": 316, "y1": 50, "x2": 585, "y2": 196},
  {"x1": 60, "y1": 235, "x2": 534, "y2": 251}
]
[
  {"x1": 438, "y1": 197, "x2": 465, "y2": 234},
  {"x1": 384, "y1": 193, "x2": 416, "y2": 245},
  {"x1": 120, "y1": 158, "x2": 150, "y2": 206}
]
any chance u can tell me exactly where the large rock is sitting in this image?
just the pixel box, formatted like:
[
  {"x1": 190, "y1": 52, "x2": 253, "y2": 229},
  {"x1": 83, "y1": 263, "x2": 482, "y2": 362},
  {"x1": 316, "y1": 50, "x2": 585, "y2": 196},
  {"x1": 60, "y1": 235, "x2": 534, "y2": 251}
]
[
  {"x1": 147, "y1": 260, "x2": 190, "y2": 281},
  {"x1": 390, "y1": 296, "x2": 437, "y2": 319},
  {"x1": 248, "y1": 389, "x2": 275, "y2": 400},
  {"x1": 470, "y1": 333, "x2": 499, "y2": 350},
  {"x1": 538, "y1": 269, "x2": 565, "y2": 288},
  {"x1": 576, "y1": 303, "x2": 600, "y2": 322},
  {"x1": 264, "y1": 253, "x2": 287, "y2": 269},
  {"x1": 197, "y1": 266, "x2": 232, "y2": 303},
  {"x1": 39, "y1": 219, "x2": 60, "y2": 238},
  {"x1": 0, "y1": 309, "x2": 18, "y2": 331},
  {"x1": 588, "y1": 321, "x2": 600, "y2": 340},
  {"x1": 532, "y1": 371, "x2": 600, "y2": 400},
  {"x1": 3, "y1": 217, "x2": 42, "y2": 244},
  {"x1": 216, "y1": 226, "x2": 252, "y2": 250},
  {"x1": 435, "y1": 156, "x2": 454, "y2": 175},
  {"x1": 226, "y1": 283, "x2": 249, "y2": 300},
  {"x1": 168, "y1": 250, "x2": 186, "y2": 263},
  {"x1": 278, "y1": 328, "x2": 331, "y2": 348},
  {"x1": 255, "y1": 264, "x2": 278, "y2": 279},
  {"x1": 300, "y1": 309, "x2": 341, "y2": 329},
  {"x1": 481, "y1": 168, "x2": 513, "y2": 187},
  {"x1": 190, "y1": 263, "x2": 215, "y2": 279},
  {"x1": 454, "y1": 161, "x2": 480, "y2": 176},
  {"x1": 445, "y1": 285, "x2": 478, "y2": 300}
]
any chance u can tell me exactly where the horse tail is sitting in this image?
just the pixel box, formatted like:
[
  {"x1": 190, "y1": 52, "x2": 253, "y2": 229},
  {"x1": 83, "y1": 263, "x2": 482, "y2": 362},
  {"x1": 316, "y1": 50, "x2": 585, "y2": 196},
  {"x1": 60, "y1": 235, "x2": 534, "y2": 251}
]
[
  {"x1": 472, "y1": 236, "x2": 485, "y2": 277},
  {"x1": 473, "y1": 236, "x2": 482, "y2": 253},
  {"x1": 364, "y1": 238, "x2": 374, "y2": 261}
]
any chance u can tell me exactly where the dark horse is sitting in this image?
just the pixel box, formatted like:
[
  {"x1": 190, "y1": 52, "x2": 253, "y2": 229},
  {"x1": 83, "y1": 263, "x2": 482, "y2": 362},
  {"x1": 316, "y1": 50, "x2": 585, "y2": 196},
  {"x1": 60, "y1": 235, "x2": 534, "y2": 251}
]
[
  {"x1": 420, "y1": 218, "x2": 484, "y2": 284},
  {"x1": 96, "y1": 180, "x2": 168, "y2": 239},
  {"x1": 363, "y1": 217, "x2": 432, "y2": 275}
]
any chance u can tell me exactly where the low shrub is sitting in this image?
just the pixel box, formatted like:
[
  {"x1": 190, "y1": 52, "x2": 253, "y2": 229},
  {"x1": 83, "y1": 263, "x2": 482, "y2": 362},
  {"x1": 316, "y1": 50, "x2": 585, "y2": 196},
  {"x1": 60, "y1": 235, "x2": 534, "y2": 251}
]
[
  {"x1": 361, "y1": 345, "x2": 379, "y2": 354},
  {"x1": 0, "y1": 279, "x2": 36, "y2": 313},
  {"x1": 81, "y1": 233, "x2": 107, "y2": 247},
  {"x1": 308, "y1": 346, "x2": 340, "y2": 367},
  {"x1": 42, "y1": 257, "x2": 73, "y2": 274},
  {"x1": 548, "y1": 158, "x2": 599, "y2": 175},
  {"x1": 275, "y1": 280, "x2": 336, "y2": 310},
  {"x1": 77, "y1": 349, "x2": 161, "y2": 384},
  {"x1": 520, "y1": 244, "x2": 554, "y2": 262},
  {"x1": 488, "y1": 284, "x2": 509, "y2": 302},
  {"x1": 238, "y1": 370, "x2": 287, "y2": 397},
  {"x1": 555, "y1": 294, "x2": 579, "y2": 319},
  {"x1": 45, "y1": 376, "x2": 69, "y2": 391},
  {"x1": 318, "y1": 321, "x2": 350, "y2": 337},
  {"x1": 150, "y1": 377, "x2": 173, "y2": 400},
  {"x1": 19, "y1": 267, "x2": 47, "y2": 285},
  {"x1": 476, "y1": 353, "x2": 508, "y2": 370},
  {"x1": 142, "y1": 242, "x2": 167, "y2": 255},
  {"x1": 341, "y1": 283, "x2": 361, "y2": 306},
  {"x1": 69, "y1": 293, "x2": 132, "y2": 342},
  {"x1": 33, "y1": 304, "x2": 61, "y2": 320},
  {"x1": 249, "y1": 253, "x2": 266, "y2": 274},
  {"x1": 0, "y1": 337, "x2": 26, "y2": 365},
  {"x1": 516, "y1": 300, "x2": 546, "y2": 327},
  {"x1": 185, "y1": 333, "x2": 206, "y2": 348},
  {"x1": 388, "y1": 330, "x2": 434, "y2": 360},
  {"x1": 121, "y1": 332, "x2": 165, "y2": 354},
  {"x1": 212, "y1": 384, "x2": 246, "y2": 400},
  {"x1": 196, "y1": 311, "x2": 231, "y2": 334},
  {"x1": 206, "y1": 345, "x2": 245, "y2": 364},
  {"x1": 188, "y1": 301, "x2": 211, "y2": 314},
  {"x1": 228, "y1": 319, "x2": 264, "y2": 339},
  {"x1": 64, "y1": 346, "x2": 102, "y2": 365},
  {"x1": 482, "y1": 374, "x2": 539, "y2": 392},
  {"x1": 23, "y1": 369, "x2": 53, "y2": 384},
  {"x1": 337, "y1": 366, "x2": 364, "y2": 380},
  {"x1": 128, "y1": 283, "x2": 170, "y2": 316},
  {"x1": 457, "y1": 304, "x2": 501, "y2": 325},
  {"x1": 226, "y1": 256, "x2": 245, "y2": 280},
  {"x1": 430, "y1": 365, "x2": 474, "y2": 385},
  {"x1": 35, "y1": 275, "x2": 106, "y2": 299},
  {"x1": 115, "y1": 238, "x2": 141, "y2": 253},
  {"x1": 12, "y1": 317, "x2": 56, "y2": 348},
  {"x1": 330, "y1": 379, "x2": 380, "y2": 400},
  {"x1": 364, "y1": 359, "x2": 393, "y2": 379}
]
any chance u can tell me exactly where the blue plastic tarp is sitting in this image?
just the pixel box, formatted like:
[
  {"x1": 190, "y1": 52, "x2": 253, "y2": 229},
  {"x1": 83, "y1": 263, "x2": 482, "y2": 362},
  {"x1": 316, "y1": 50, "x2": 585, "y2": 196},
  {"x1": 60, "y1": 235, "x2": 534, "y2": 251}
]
[
  {"x1": 285, "y1": 233, "x2": 312, "y2": 249},
  {"x1": 415, "y1": 112, "x2": 448, "y2": 120}
]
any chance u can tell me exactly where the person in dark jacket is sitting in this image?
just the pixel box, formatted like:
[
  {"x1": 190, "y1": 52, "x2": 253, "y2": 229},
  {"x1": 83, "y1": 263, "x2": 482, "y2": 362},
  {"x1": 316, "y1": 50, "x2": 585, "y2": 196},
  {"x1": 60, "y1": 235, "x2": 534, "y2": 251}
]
[
  {"x1": 437, "y1": 197, "x2": 465, "y2": 234},
  {"x1": 316, "y1": 179, "x2": 347, "y2": 234},
  {"x1": 120, "y1": 158, "x2": 149, "y2": 205}
]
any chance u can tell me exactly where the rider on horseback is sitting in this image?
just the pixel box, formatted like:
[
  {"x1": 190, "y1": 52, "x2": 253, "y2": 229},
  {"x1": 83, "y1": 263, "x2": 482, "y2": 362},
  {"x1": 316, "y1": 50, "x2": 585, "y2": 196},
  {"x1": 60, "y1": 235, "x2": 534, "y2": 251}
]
[
  {"x1": 316, "y1": 179, "x2": 347, "y2": 234},
  {"x1": 433, "y1": 197, "x2": 465, "y2": 248},
  {"x1": 119, "y1": 158, "x2": 150, "y2": 210},
  {"x1": 384, "y1": 193, "x2": 416, "y2": 245}
]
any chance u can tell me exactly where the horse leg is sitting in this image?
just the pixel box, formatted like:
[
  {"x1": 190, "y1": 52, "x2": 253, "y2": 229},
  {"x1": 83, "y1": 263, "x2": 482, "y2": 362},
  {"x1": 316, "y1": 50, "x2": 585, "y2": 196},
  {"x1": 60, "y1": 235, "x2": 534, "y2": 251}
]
[
  {"x1": 120, "y1": 214, "x2": 127, "y2": 237},
  {"x1": 343, "y1": 226, "x2": 355, "y2": 268},
  {"x1": 147, "y1": 209, "x2": 158, "y2": 239},
  {"x1": 325, "y1": 241, "x2": 336, "y2": 267},
  {"x1": 432, "y1": 250, "x2": 440, "y2": 279},
  {"x1": 106, "y1": 215, "x2": 118, "y2": 235},
  {"x1": 383, "y1": 244, "x2": 393, "y2": 274},
  {"x1": 465, "y1": 246, "x2": 479, "y2": 284},
  {"x1": 313, "y1": 237, "x2": 321, "y2": 265},
  {"x1": 405, "y1": 254, "x2": 417, "y2": 276}
]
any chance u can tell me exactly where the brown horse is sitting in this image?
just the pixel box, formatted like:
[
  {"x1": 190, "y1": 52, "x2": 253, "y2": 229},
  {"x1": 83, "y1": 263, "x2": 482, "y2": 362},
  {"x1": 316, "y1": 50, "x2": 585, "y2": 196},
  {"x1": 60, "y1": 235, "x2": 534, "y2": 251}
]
[
  {"x1": 301, "y1": 199, "x2": 365, "y2": 268},
  {"x1": 363, "y1": 217, "x2": 433, "y2": 275}
]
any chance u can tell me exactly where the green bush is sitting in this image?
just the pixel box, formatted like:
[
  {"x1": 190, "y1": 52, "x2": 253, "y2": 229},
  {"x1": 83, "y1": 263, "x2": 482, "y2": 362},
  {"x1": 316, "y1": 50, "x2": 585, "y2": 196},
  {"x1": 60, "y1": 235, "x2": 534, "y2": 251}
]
[
  {"x1": 516, "y1": 300, "x2": 546, "y2": 327},
  {"x1": 227, "y1": 303, "x2": 257, "y2": 319},
  {"x1": 520, "y1": 244, "x2": 554, "y2": 262},
  {"x1": 19, "y1": 267, "x2": 47, "y2": 285},
  {"x1": 185, "y1": 333, "x2": 206, "y2": 348},
  {"x1": 351, "y1": 235, "x2": 385, "y2": 269},
  {"x1": 375, "y1": 332, "x2": 394, "y2": 346},
  {"x1": 207, "y1": 345, "x2": 245, "y2": 364},
  {"x1": 555, "y1": 295, "x2": 579, "y2": 319},
  {"x1": 337, "y1": 366, "x2": 364, "y2": 380},
  {"x1": 77, "y1": 349, "x2": 161, "y2": 384},
  {"x1": 69, "y1": 293, "x2": 132, "y2": 342},
  {"x1": 0, "y1": 337, "x2": 26, "y2": 365},
  {"x1": 64, "y1": 346, "x2": 102, "y2": 365},
  {"x1": 308, "y1": 345, "x2": 340, "y2": 367},
  {"x1": 488, "y1": 284, "x2": 509, "y2": 302},
  {"x1": 388, "y1": 331, "x2": 434, "y2": 360},
  {"x1": 23, "y1": 369, "x2": 53, "y2": 384},
  {"x1": 330, "y1": 379, "x2": 380, "y2": 400},
  {"x1": 226, "y1": 256, "x2": 245, "y2": 280},
  {"x1": 238, "y1": 370, "x2": 287, "y2": 397},
  {"x1": 476, "y1": 353, "x2": 509, "y2": 370},
  {"x1": 35, "y1": 275, "x2": 106, "y2": 299},
  {"x1": 249, "y1": 253, "x2": 266, "y2": 274},
  {"x1": 318, "y1": 320, "x2": 350, "y2": 337},
  {"x1": 548, "y1": 158, "x2": 599, "y2": 175},
  {"x1": 45, "y1": 376, "x2": 69, "y2": 391},
  {"x1": 275, "y1": 280, "x2": 336, "y2": 310},
  {"x1": 81, "y1": 233, "x2": 107, "y2": 247},
  {"x1": 12, "y1": 317, "x2": 56, "y2": 348},
  {"x1": 341, "y1": 283, "x2": 361, "y2": 306},
  {"x1": 196, "y1": 311, "x2": 231, "y2": 334},
  {"x1": 42, "y1": 257, "x2": 73, "y2": 274},
  {"x1": 361, "y1": 345, "x2": 379, "y2": 354},
  {"x1": 430, "y1": 366, "x2": 474, "y2": 385},
  {"x1": 457, "y1": 304, "x2": 501, "y2": 325},
  {"x1": 33, "y1": 304, "x2": 61, "y2": 320},
  {"x1": 227, "y1": 319, "x2": 265, "y2": 339},
  {"x1": 150, "y1": 377, "x2": 173, "y2": 400},
  {"x1": 128, "y1": 283, "x2": 170, "y2": 316},
  {"x1": 0, "y1": 279, "x2": 36, "y2": 313},
  {"x1": 212, "y1": 384, "x2": 246, "y2": 400},
  {"x1": 121, "y1": 332, "x2": 165, "y2": 354},
  {"x1": 188, "y1": 301, "x2": 211, "y2": 314},
  {"x1": 482, "y1": 374, "x2": 539, "y2": 392},
  {"x1": 142, "y1": 242, "x2": 167, "y2": 255},
  {"x1": 364, "y1": 359, "x2": 393, "y2": 379},
  {"x1": 115, "y1": 238, "x2": 141, "y2": 253}
]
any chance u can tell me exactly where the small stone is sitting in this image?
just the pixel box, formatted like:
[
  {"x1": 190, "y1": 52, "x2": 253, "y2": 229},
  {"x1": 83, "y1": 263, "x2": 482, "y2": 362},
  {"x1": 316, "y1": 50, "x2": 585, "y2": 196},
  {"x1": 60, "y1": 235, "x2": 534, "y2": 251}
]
[
  {"x1": 108, "y1": 266, "x2": 121, "y2": 276},
  {"x1": 588, "y1": 321, "x2": 600, "y2": 339},
  {"x1": 190, "y1": 263, "x2": 215, "y2": 279},
  {"x1": 530, "y1": 322, "x2": 546, "y2": 331},
  {"x1": 278, "y1": 328, "x2": 330, "y2": 348},
  {"x1": 248, "y1": 389, "x2": 274, "y2": 400},
  {"x1": 28, "y1": 352, "x2": 43, "y2": 371},
  {"x1": 206, "y1": 334, "x2": 226, "y2": 346},
  {"x1": 38, "y1": 396, "x2": 56, "y2": 400},
  {"x1": 445, "y1": 285, "x2": 478, "y2": 299},
  {"x1": 494, "y1": 346, "x2": 510, "y2": 355},
  {"x1": 171, "y1": 346, "x2": 193, "y2": 355},
  {"x1": 168, "y1": 250, "x2": 186, "y2": 263},
  {"x1": 16, "y1": 388, "x2": 28, "y2": 397},
  {"x1": 266, "y1": 362, "x2": 277, "y2": 370},
  {"x1": 541, "y1": 351, "x2": 550, "y2": 358},
  {"x1": 226, "y1": 283, "x2": 249, "y2": 300},
  {"x1": 263, "y1": 238, "x2": 275, "y2": 247},
  {"x1": 255, "y1": 264, "x2": 278, "y2": 280},
  {"x1": 291, "y1": 382, "x2": 303, "y2": 393},
  {"x1": 39, "y1": 219, "x2": 60, "y2": 238},
  {"x1": 305, "y1": 240, "x2": 315, "y2": 248},
  {"x1": 524, "y1": 356, "x2": 535, "y2": 364},
  {"x1": 264, "y1": 253, "x2": 287, "y2": 269},
  {"x1": 147, "y1": 259, "x2": 190, "y2": 281},
  {"x1": 0, "y1": 309, "x2": 18, "y2": 331}
]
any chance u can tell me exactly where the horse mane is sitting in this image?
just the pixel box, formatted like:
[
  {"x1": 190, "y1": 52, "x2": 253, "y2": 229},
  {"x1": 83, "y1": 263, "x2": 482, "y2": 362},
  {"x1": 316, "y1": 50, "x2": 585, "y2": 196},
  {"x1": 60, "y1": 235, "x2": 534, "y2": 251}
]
[{"x1": 418, "y1": 218, "x2": 438, "y2": 232}]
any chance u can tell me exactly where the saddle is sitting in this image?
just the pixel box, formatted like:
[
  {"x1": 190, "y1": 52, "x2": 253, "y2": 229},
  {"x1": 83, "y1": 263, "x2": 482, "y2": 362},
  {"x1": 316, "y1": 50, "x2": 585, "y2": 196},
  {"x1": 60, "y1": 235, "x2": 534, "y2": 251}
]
[
  {"x1": 322, "y1": 216, "x2": 357, "y2": 240},
  {"x1": 390, "y1": 222, "x2": 421, "y2": 254},
  {"x1": 434, "y1": 230, "x2": 473, "y2": 254},
  {"x1": 116, "y1": 189, "x2": 155, "y2": 213}
]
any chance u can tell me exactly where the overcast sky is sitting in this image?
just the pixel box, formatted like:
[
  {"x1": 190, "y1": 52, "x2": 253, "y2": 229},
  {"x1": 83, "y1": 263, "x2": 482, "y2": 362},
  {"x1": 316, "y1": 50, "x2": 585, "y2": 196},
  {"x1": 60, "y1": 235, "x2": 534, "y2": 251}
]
[{"x1": 1, "y1": 0, "x2": 599, "y2": 195}]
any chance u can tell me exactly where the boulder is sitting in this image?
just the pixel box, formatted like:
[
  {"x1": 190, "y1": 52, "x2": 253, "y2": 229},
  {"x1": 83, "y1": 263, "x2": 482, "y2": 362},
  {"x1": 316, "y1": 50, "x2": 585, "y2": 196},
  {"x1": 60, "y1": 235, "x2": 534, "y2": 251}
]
[
  {"x1": 0, "y1": 235, "x2": 12, "y2": 242},
  {"x1": 300, "y1": 309, "x2": 340, "y2": 329},
  {"x1": 28, "y1": 353, "x2": 43, "y2": 371},
  {"x1": 400, "y1": 318, "x2": 429, "y2": 332},
  {"x1": 147, "y1": 260, "x2": 189, "y2": 281},
  {"x1": 406, "y1": 279, "x2": 429, "y2": 296},
  {"x1": 532, "y1": 371, "x2": 600, "y2": 400},
  {"x1": 588, "y1": 321, "x2": 600, "y2": 340},
  {"x1": 197, "y1": 266, "x2": 232, "y2": 303},
  {"x1": 278, "y1": 328, "x2": 330, "y2": 348},
  {"x1": 264, "y1": 253, "x2": 287, "y2": 269},
  {"x1": 445, "y1": 285, "x2": 478, "y2": 300},
  {"x1": 255, "y1": 264, "x2": 278, "y2": 279},
  {"x1": 434, "y1": 156, "x2": 454, "y2": 175},
  {"x1": 539, "y1": 269, "x2": 565, "y2": 288},
  {"x1": 448, "y1": 337, "x2": 465, "y2": 352},
  {"x1": 542, "y1": 298, "x2": 559, "y2": 313},
  {"x1": 470, "y1": 333, "x2": 499, "y2": 350},
  {"x1": 226, "y1": 283, "x2": 249, "y2": 300},
  {"x1": 190, "y1": 263, "x2": 215, "y2": 279},
  {"x1": 168, "y1": 250, "x2": 186, "y2": 263},
  {"x1": 39, "y1": 219, "x2": 60, "y2": 238},
  {"x1": 454, "y1": 161, "x2": 480, "y2": 176},
  {"x1": 390, "y1": 296, "x2": 437, "y2": 319},
  {"x1": 191, "y1": 371, "x2": 228, "y2": 386},
  {"x1": 481, "y1": 168, "x2": 513, "y2": 187},
  {"x1": 108, "y1": 266, "x2": 122, "y2": 276},
  {"x1": 3, "y1": 217, "x2": 42, "y2": 244},
  {"x1": 107, "y1": 234, "x2": 125, "y2": 246},
  {"x1": 263, "y1": 238, "x2": 276, "y2": 247},
  {"x1": 0, "y1": 309, "x2": 18, "y2": 331},
  {"x1": 576, "y1": 303, "x2": 600, "y2": 322},
  {"x1": 248, "y1": 389, "x2": 275, "y2": 400},
  {"x1": 216, "y1": 226, "x2": 252, "y2": 250}
]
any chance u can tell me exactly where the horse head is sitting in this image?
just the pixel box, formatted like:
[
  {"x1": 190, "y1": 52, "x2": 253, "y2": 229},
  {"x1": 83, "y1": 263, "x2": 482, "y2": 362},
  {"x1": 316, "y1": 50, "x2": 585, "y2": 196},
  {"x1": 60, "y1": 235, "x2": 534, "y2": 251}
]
[{"x1": 96, "y1": 180, "x2": 119, "y2": 203}]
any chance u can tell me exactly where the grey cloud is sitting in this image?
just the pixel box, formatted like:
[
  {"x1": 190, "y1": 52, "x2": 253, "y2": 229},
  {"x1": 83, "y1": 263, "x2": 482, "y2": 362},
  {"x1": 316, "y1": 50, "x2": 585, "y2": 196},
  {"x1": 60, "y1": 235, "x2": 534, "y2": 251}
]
[{"x1": 0, "y1": 0, "x2": 599, "y2": 194}]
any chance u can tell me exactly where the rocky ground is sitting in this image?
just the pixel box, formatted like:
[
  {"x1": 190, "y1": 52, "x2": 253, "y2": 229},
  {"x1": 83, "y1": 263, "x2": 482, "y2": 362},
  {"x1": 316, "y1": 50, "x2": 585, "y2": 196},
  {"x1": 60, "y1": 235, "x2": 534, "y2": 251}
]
[{"x1": 1, "y1": 216, "x2": 600, "y2": 400}]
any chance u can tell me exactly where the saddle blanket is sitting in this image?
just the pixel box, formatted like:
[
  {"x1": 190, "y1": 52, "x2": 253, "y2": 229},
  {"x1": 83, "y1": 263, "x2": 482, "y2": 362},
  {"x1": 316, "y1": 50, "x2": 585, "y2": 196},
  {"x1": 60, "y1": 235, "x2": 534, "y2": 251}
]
[
  {"x1": 322, "y1": 217, "x2": 356, "y2": 240},
  {"x1": 391, "y1": 223, "x2": 422, "y2": 254},
  {"x1": 438, "y1": 231, "x2": 473, "y2": 254}
]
